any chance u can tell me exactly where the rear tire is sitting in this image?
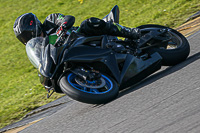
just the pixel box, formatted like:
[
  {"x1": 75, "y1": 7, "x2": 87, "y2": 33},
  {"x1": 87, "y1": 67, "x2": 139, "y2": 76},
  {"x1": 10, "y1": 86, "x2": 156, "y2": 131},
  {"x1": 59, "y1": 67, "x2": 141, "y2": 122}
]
[{"x1": 137, "y1": 24, "x2": 190, "y2": 66}]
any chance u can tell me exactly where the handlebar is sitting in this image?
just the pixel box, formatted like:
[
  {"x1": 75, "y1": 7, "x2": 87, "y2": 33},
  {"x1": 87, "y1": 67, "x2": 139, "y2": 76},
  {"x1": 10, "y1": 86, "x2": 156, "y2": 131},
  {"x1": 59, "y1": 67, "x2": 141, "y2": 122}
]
[{"x1": 54, "y1": 30, "x2": 67, "y2": 47}]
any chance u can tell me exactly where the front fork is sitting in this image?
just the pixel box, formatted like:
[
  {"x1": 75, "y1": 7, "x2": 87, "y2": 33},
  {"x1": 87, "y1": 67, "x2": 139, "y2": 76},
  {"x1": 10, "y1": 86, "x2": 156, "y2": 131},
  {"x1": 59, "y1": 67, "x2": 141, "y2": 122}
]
[{"x1": 70, "y1": 66, "x2": 101, "y2": 82}]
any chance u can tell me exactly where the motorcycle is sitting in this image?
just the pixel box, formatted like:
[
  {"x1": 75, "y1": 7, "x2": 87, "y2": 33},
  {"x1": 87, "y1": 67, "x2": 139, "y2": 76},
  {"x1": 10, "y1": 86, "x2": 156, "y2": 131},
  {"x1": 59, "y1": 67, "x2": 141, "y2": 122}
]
[{"x1": 26, "y1": 5, "x2": 190, "y2": 104}]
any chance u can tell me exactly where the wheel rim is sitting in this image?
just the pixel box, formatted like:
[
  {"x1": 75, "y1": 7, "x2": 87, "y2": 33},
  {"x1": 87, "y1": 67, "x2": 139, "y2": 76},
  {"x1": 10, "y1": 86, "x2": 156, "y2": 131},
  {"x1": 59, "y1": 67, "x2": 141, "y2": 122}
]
[
  {"x1": 142, "y1": 28, "x2": 183, "y2": 50},
  {"x1": 67, "y1": 73, "x2": 113, "y2": 94}
]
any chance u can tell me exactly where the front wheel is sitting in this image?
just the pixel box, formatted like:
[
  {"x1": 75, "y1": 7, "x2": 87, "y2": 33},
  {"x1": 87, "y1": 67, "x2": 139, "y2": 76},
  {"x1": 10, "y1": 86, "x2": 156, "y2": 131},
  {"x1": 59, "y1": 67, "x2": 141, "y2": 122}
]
[
  {"x1": 59, "y1": 72, "x2": 119, "y2": 104},
  {"x1": 137, "y1": 24, "x2": 190, "y2": 66}
]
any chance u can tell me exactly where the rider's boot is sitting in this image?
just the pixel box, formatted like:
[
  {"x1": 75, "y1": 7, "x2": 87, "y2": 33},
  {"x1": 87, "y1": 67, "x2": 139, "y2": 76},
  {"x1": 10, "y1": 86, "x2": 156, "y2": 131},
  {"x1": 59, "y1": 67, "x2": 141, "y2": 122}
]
[
  {"x1": 79, "y1": 17, "x2": 141, "y2": 39},
  {"x1": 106, "y1": 22, "x2": 141, "y2": 39}
]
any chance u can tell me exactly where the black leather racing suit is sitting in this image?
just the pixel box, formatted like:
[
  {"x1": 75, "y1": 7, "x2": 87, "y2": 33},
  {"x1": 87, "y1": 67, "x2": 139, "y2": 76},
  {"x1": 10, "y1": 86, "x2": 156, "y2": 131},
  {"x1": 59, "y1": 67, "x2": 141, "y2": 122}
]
[
  {"x1": 42, "y1": 13, "x2": 140, "y2": 45},
  {"x1": 42, "y1": 13, "x2": 75, "y2": 35}
]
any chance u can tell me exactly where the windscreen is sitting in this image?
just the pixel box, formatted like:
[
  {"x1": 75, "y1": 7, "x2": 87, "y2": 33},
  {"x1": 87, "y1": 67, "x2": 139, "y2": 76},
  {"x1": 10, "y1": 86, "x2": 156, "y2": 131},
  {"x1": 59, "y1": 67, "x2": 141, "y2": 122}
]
[{"x1": 26, "y1": 37, "x2": 44, "y2": 68}]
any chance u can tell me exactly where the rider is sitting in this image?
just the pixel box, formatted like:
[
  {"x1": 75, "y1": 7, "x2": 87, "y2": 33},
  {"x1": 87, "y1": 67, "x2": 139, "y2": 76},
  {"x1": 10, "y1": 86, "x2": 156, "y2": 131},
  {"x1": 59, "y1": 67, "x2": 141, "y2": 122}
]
[{"x1": 13, "y1": 13, "x2": 141, "y2": 45}]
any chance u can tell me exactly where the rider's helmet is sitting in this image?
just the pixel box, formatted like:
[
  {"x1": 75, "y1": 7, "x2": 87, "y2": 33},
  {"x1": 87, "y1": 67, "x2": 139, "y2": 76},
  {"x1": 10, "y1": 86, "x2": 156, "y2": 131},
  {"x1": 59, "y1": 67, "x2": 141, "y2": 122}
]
[{"x1": 13, "y1": 13, "x2": 43, "y2": 45}]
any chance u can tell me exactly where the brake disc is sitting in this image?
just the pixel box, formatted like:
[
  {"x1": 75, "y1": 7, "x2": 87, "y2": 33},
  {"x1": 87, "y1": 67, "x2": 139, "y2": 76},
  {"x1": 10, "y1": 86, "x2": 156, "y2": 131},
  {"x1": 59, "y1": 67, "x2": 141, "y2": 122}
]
[{"x1": 75, "y1": 77, "x2": 106, "y2": 89}]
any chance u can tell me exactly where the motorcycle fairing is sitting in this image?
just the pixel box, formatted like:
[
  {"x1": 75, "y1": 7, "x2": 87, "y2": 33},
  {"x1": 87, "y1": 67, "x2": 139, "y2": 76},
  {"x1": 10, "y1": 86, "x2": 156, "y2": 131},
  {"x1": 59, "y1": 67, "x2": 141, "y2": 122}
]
[
  {"x1": 120, "y1": 52, "x2": 162, "y2": 88},
  {"x1": 37, "y1": 32, "x2": 163, "y2": 91},
  {"x1": 61, "y1": 45, "x2": 121, "y2": 83},
  {"x1": 61, "y1": 44, "x2": 162, "y2": 85}
]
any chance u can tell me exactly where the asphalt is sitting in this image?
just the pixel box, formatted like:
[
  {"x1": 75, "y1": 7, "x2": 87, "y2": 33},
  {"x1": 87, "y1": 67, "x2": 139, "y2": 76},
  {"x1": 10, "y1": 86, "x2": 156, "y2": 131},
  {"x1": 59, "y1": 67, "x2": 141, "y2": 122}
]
[
  {"x1": 1, "y1": 13, "x2": 200, "y2": 133},
  {"x1": 0, "y1": 96, "x2": 73, "y2": 133}
]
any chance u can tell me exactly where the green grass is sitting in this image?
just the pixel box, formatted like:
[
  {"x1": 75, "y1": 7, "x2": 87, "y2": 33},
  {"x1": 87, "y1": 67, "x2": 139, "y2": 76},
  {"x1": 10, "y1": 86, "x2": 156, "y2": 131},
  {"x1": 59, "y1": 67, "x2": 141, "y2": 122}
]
[{"x1": 0, "y1": 0, "x2": 199, "y2": 129}]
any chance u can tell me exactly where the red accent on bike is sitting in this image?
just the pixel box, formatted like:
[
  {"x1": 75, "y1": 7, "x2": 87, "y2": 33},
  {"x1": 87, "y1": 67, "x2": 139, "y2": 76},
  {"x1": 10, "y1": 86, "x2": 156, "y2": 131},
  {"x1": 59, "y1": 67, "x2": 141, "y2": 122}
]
[{"x1": 30, "y1": 20, "x2": 33, "y2": 25}]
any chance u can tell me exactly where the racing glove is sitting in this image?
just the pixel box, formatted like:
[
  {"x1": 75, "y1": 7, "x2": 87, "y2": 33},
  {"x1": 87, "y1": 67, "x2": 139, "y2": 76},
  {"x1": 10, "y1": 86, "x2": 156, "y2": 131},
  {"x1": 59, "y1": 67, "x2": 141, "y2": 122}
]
[{"x1": 56, "y1": 22, "x2": 68, "y2": 37}]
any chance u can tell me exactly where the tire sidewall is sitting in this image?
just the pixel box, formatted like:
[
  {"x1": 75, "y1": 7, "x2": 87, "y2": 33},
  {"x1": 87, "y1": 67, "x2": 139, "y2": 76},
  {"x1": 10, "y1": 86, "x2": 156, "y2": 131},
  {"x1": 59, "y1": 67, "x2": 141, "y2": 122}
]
[
  {"x1": 59, "y1": 72, "x2": 119, "y2": 104},
  {"x1": 137, "y1": 24, "x2": 190, "y2": 66}
]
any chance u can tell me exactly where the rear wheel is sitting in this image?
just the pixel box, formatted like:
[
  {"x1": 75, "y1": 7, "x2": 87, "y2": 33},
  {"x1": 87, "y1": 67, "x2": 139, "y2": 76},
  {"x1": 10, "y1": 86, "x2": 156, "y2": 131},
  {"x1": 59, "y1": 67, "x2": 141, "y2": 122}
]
[
  {"x1": 59, "y1": 72, "x2": 119, "y2": 104},
  {"x1": 137, "y1": 24, "x2": 190, "y2": 66}
]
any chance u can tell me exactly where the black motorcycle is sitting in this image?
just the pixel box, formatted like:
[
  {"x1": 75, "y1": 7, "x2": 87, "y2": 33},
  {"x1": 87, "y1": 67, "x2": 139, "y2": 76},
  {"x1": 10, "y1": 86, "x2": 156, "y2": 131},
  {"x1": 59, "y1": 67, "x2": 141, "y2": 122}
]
[{"x1": 26, "y1": 5, "x2": 190, "y2": 104}]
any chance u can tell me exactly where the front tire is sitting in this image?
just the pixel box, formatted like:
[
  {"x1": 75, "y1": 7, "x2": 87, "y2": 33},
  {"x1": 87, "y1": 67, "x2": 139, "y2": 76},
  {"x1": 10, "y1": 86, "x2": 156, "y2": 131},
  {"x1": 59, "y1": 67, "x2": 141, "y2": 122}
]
[
  {"x1": 138, "y1": 24, "x2": 190, "y2": 66},
  {"x1": 59, "y1": 72, "x2": 119, "y2": 104}
]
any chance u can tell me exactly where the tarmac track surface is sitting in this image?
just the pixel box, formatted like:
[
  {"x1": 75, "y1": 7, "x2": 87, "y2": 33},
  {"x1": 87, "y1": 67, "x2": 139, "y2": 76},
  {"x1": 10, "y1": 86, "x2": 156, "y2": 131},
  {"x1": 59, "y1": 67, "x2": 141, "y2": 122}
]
[{"x1": 16, "y1": 30, "x2": 200, "y2": 133}]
